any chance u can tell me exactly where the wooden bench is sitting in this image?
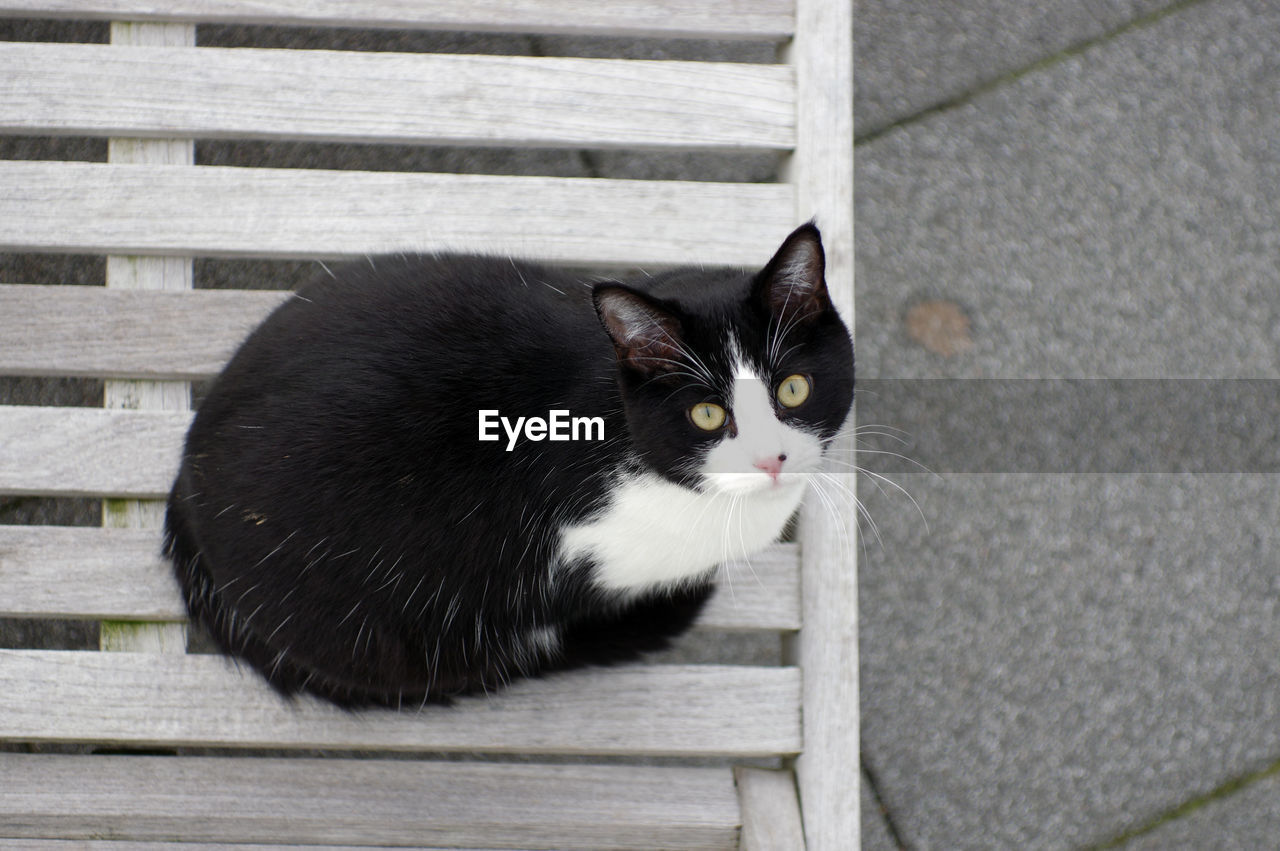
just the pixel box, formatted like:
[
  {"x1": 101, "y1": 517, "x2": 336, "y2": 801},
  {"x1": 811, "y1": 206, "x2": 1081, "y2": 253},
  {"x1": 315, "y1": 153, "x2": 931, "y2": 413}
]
[{"x1": 0, "y1": 2, "x2": 856, "y2": 847}]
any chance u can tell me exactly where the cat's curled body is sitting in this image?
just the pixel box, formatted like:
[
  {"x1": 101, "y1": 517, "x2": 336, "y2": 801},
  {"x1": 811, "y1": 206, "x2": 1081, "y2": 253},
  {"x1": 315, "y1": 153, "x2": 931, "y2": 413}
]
[{"x1": 165, "y1": 224, "x2": 854, "y2": 707}]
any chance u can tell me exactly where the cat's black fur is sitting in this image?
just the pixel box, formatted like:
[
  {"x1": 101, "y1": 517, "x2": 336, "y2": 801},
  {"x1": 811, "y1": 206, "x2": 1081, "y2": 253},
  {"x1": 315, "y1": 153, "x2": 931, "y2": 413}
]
[{"x1": 164, "y1": 224, "x2": 853, "y2": 707}]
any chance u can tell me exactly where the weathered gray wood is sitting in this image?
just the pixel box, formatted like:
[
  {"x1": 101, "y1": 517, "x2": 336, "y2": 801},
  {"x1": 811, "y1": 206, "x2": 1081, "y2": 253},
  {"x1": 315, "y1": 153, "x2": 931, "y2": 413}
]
[
  {"x1": 0, "y1": 841, "x2": 549, "y2": 851},
  {"x1": 0, "y1": 0, "x2": 792, "y2": 38},
  {"x1": 0, "y1": 161, "x2": 793, "y2": 266},
  {"x1": 710, "y1": 545, "x2": 802, "y2": 630},
  {"x1": 0, "y1": 0, "x2": 853, "y2": 843},
  {"x1": 0, "y1": 526, "x2": 179, "y2": 620},
  {"x1": 0, "y1": 524, "x2": 799, "y2": 630},
  {"x1": 0, "y1": 43, "x2": 794, "y2": 150},
  {"x1": 0, "y1": 650, "x2": 801, "y2": 756},
  {"x1": 98, "y1": 19, "x2": 195, "y2": 657},
  {"x1": 0, "y1": 840, "x2": 712, "y2": 851},
  {"x1": 788, "y1": 0, "x2": 859, "y2": 847},
  {"x1": 0, "y1": 753, "x2": 741, "y2": 849},
  {"x1": 734, "y1": 767, "x2": 806, "y2": 851},
  {"x1": 0, "y1": 406, "x2": 187, "y2": 498},
  {"x1": 0, "y1": 843, "x2": 488, "y2": 850},
  {"x1": 0, "y1": 285, "x2": 287, "y2": 380}
]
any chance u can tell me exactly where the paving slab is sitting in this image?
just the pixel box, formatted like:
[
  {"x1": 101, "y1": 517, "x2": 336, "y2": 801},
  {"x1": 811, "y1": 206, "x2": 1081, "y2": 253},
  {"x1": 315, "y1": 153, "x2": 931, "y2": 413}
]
[
  {"x1": 855, "y1": 6, "x2": 1280, "y2": 840},
  {"x1": 858, "y1": 473, "x2": 1280, "y2": 849},
  {"x1": 854, "y1": 0, "x2": 1185, "y2": 135},
  {"x1": 855, "y1": 0, "x2": 1280, "y2": 379},
  {"x1": 1125, "y1": 764, "x2": 1280, "y2": 849}
]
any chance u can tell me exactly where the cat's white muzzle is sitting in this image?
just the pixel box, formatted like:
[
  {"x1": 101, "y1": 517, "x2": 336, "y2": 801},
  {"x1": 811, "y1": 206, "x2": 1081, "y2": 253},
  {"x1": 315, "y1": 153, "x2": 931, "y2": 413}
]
[{"x1": 705, "y1": 470, "x2": 803, "y2": 495}]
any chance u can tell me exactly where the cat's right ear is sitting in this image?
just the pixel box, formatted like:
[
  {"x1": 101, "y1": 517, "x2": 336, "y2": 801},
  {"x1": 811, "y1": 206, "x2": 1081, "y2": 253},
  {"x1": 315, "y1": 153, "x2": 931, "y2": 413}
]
[
  {"x1": 593, "y1": 284, "x2": 686, "y2": 376},
  {"x1": 754, "y1": 221, "x2": 832, "y2": 328}
]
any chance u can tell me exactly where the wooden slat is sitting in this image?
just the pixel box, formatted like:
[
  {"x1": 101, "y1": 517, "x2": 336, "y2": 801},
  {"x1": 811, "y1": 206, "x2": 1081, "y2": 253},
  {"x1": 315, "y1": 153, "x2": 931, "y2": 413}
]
[
  {"x1": 0, "y1": 839, "x2": 512, "y2": 844},
  {"x1": 734, "y1": 767, "x2": 806, "y2": 851},
  {"x1": 0, "y1": 650, "x2": 801, "y2": 756},
  {"x1": 711, "y1": 545, "x2": 801, "y2": 630},
  {"x1": 0, "y1": 0, "x2": 793, "y2": 38},
  {"x1": 0, "y1": 526, "x2": 177, "y2": 620},
  {"x1": 0, "y1": 285, "x2": 287, "y2": 380},
  {"x1": 0, "y1": 524, "x2": 799, "y2": 630},
  {"x1": 1, "y1": 754, "x2": 741, "y2": 849},
  {"x1": 0, "y1": 161, "x2": 794, "y2": 266},
  {"x1": 790, "y1": 0, "x2": 859, "y2": 846},
  {"x1": 0, "y1": 407, "x2": 187, "y2": 499},
  {"x1": 0, "y1": 43, "x2": 794, "y2": 150},
  {"x1": 0, "y1": 843, "x2": 557, "y2": 850}
]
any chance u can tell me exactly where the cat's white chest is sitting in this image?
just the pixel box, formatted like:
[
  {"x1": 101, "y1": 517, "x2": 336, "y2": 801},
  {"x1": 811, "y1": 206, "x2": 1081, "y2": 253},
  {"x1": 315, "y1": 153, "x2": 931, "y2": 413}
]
[{"x1": 559, "y1": 471, "x2": 806, "y2": 594}]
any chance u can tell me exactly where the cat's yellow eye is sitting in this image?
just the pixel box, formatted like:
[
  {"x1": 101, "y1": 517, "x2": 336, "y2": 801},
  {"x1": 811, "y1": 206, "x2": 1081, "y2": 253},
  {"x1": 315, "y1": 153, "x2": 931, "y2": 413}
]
[
  {"x1": 689, "y1": 402, "x2": 727, "y2": 431},
  {"x1": 777, "y1": 374, "x2": 811, "y2": 408}
]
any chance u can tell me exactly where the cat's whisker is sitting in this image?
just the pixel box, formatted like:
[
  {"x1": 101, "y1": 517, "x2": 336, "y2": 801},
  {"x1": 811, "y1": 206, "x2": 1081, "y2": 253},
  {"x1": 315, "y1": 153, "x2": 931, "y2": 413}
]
[
  {"x1": 849, "y1": 432, "x2": 911, "y2": 450},
  {"x1": 671, "y1": 341, "x2": 719, "y2": 388},
  {"x1": 717, "y1": 494, "x2": 741, "y2": 604},
  {"x1": 677, "y1": 483, "x2": 726, "y2": 572},
  {"x1": 838, "y1": 463, "x2": 899, "y2": 514},
  {"x1": 852, "y1": 421, "x2": 912, "y2": 436},
  {"x1": 717, "y1": 548, "x2": 737, "y2": 605},
  {"x1": 823, "y1": 450, "x2": 938, "y2": 477},
  {"x1": 824, "y1": 476, "x2": 874, "y2": 573},
  {"x1": 765, "y1": 288, "x2": 809, "y2": 365},
  {"x1": 811, "y1": 474, "x2": 873, "y2": 556},
  {"x1": 731, "y1": 494, "x2": 766, "y2": 592},
  {"x1": 764, "y1": 291, "x2": 800, "y2": 366},
  {"x1": 634, "y1": 358, "x2": 715, "y2": 392},
  {"x1": 658, "y1": 380, "x2": 713, "y2": 405},
  {"x1": 851, "y1": 466, "x2": 930, "y2": 533},
  {"x1": 777, "y1": 341, "x2": 806, "y2": 363},
  {"x1": 846, "y1": 430, "x2": 912, "y2": 447}
]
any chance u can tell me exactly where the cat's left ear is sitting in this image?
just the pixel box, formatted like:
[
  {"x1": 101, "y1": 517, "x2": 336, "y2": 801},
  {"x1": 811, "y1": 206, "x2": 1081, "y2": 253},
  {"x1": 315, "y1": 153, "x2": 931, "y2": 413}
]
[
  {"x1": 755, "y1": 221, "x2": 832, "y2": 326},
  {"x1": 593, "y1": 284, "x2": 687, "y2": 376}
]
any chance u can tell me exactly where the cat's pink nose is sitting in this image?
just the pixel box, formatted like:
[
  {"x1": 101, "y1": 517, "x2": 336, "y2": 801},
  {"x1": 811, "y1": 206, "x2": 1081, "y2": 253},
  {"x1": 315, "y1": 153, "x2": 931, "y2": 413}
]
[{"x1": 754, "y1": 454, "x2": 787, "y2": 482}]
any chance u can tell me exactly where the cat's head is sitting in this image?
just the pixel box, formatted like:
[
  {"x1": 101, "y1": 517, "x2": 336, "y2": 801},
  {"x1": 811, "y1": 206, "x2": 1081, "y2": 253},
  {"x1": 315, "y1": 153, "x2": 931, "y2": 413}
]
[{"x1": 593, "y1": 223, "x2": 854, "y2": 496}]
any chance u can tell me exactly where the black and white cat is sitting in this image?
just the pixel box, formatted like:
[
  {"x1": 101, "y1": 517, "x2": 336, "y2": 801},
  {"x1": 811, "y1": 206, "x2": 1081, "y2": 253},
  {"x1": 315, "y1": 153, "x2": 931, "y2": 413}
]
[{"x1": 164, "y1": 223, "x2": 854, "y2": 707}]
